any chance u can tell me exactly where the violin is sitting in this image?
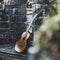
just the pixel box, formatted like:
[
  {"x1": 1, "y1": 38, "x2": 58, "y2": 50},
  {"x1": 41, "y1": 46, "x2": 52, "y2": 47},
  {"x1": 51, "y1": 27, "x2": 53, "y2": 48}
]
[{"x1": 15, "y1": 13, "x2": 39, "y2": 52}]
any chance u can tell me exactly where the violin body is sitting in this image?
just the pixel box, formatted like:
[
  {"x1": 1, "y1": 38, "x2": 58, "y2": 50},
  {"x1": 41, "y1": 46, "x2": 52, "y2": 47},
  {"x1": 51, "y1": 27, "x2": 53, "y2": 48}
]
[{"x1": 15, "y1": 32, "x2": 30, "y2": 52}]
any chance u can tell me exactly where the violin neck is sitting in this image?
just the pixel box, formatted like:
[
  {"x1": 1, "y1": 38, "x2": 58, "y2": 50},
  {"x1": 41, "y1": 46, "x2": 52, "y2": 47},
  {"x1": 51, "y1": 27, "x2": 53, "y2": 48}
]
[{"x1": 26, "y1": 14, "x2": 38, "y2": 32}]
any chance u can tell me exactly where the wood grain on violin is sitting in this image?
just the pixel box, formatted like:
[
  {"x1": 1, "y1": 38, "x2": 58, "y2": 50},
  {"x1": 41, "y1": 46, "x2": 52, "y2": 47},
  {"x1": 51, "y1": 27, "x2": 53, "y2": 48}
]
[{"x1": 15, "y1": 32, "x2": 30, "y2": 52}]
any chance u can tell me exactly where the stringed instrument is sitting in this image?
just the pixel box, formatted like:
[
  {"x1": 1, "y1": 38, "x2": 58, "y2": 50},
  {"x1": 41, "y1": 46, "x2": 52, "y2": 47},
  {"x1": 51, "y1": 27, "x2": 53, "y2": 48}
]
[{"x1": 15, "y1": 13, "x2": 39, "y2": 52}]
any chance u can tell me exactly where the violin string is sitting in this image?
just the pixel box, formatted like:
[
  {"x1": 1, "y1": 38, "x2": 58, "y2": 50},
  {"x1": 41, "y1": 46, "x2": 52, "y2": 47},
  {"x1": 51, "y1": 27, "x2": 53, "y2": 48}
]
[
  {"x1": 26, "y1": 14, "x2": 38, "y2": 32},
  {"x1": 26, "y1": 9, "x2": 44, "y2": 32}
]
